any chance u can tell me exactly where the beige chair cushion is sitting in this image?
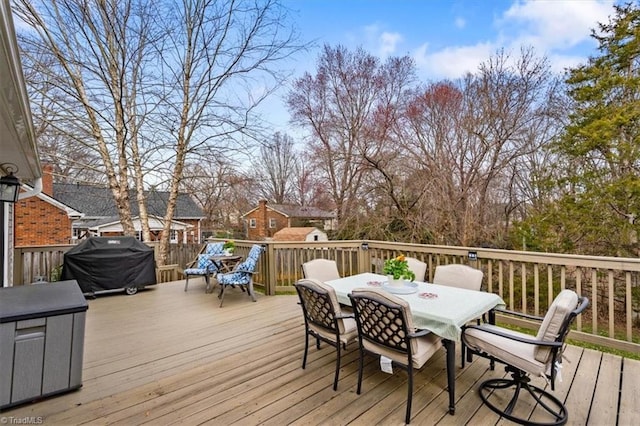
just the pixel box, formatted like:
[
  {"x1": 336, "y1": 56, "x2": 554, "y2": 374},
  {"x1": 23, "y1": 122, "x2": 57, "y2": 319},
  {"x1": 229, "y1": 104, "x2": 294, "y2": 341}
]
[
  {"x1": 302, "y1": 259, "x2": 341, "y2": 282},
  {"x1": 405, "y1": 257, "x2": 427, "y2": 282},
  {"x1": 534, "y1": 289, "x2": 578, "y2": 363},
  {"x1": 298, "y1": 278, "x2": 353, "y2": 335},
  {"x1": 464, "y1": 324, "x2": 546, "y2": 377},
  {"x1": 433, "y1": 264, "x2": 483, "y2": 291},
  {"x1": 351, "y1": 288, "x2": 441, "y2": 368},
  {"x1": 310, "y1": 317, "x2": 357, "y2": 345}
]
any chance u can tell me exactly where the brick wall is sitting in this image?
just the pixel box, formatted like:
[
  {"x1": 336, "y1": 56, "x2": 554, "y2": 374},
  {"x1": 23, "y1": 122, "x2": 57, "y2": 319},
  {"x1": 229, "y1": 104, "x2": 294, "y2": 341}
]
[
  {"x1": 14, "y1": 196, "x2": 72, "y2": 246},
  {"x1": 244, "y1": 200, "x2": 288, "y2": 240}
]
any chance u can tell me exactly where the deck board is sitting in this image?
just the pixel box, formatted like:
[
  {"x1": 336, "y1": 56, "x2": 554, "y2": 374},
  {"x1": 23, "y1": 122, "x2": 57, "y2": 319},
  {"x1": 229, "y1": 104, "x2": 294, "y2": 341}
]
[{"x1": 1, "y1": 279, "x2": 633, "y2": 425}]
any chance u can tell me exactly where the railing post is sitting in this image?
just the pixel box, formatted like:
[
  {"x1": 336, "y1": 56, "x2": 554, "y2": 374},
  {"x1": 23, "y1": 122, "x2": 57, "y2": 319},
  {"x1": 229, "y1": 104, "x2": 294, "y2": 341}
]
[
  {"x1": 358, "y1": 241, "x2": 371, "y2": 274},
  {"x1": 262, "y1": 242, "x2": 277, "y2": 295},
  {"x1": 12, "y1": 246, "x2": 24, "y2": 286}
]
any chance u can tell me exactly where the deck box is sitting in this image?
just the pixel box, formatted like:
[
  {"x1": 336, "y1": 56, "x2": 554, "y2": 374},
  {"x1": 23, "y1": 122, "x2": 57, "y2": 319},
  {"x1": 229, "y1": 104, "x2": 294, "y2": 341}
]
[{"x1": 0, "y1": 280, "x2": 88, "y2": 410}]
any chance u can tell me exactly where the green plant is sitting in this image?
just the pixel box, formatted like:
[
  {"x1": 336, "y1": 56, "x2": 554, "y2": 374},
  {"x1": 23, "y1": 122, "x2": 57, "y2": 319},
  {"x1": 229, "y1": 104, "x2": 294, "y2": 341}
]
[
  {"x1": 222, "y1": 240, "x2": 235, "y2": 251},
  {"x1": 383, "y1": 254, "x2": 416, "y2": 281}
]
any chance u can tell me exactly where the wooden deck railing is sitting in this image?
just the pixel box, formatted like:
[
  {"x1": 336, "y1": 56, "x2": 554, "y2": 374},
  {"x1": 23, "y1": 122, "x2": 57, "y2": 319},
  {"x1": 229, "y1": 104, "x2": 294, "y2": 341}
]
[{"x1": 12, "y1": 239, "x2": 640, "y2": 354}]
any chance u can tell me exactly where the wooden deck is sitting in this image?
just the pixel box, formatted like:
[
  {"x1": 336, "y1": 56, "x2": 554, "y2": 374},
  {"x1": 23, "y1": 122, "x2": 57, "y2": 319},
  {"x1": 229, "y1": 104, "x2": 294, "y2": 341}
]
[{"x1": 3, "y1": 279, "x2": 639, "y2": 425}]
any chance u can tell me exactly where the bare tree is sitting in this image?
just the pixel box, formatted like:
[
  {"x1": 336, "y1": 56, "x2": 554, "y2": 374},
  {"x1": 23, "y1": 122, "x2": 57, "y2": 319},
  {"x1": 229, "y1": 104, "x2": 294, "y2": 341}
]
[
  {"x1": 15, "y1": 0, "x2": 302, "y2": 263},
  {"x1": 288, "y1": 45, "x2": 417, "y2": 236},
  {"x1": 251, "y1": 132, "x2": 298, "y2": 203}
]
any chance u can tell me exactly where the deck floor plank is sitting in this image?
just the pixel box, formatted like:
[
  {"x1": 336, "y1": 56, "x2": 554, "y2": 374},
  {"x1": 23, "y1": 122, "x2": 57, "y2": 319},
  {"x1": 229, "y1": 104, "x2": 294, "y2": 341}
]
[
  {"x1": 618, "y1": 357, "x2": 640, "y2": 426},
  {"x1": 587, "y1": 352, "x2": 622, "y2": 425},
  {"x1": 0, "y1": 280, "x2": 629, "y2": 425}
]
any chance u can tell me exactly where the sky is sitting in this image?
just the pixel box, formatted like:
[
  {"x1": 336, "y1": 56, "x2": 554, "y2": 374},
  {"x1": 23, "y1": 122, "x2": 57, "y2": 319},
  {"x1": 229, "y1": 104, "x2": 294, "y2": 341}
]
[{"x1": 261, "y1": 0, "x2": 619, "y2": 134}]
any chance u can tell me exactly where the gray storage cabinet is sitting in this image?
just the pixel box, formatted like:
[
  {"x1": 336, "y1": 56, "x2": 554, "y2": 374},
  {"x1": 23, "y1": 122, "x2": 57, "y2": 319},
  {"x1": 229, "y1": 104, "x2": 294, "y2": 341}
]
[{"x1": 0, "y1": 280, "x2": 88, "y2": 410}]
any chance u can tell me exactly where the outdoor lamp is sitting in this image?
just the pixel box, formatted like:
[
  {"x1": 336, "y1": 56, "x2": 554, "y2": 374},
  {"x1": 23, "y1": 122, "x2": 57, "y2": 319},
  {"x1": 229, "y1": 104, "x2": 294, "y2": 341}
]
[{"x1": 0, "y1": 170, "x2": 20, "y2": 203}]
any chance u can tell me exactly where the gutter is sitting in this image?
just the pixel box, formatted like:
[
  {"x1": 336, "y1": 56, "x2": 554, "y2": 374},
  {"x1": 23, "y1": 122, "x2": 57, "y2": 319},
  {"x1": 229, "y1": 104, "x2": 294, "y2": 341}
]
[{"x1": 18, "y1": 177, "x2": 42, "y2": 200}]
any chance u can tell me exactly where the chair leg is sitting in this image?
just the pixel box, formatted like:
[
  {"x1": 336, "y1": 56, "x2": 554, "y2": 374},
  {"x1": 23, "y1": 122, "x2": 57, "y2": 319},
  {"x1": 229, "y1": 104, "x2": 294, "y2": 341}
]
[
  {"x1": 184, "y1": 275, "x2": 190, "y2": 292},
  {"x1": 406, "y1": 365, "x2": 413, "y2": 424},
  {"x1": 333, "y1": 341, "x2": 341, "y2": 391},
  {"x1": 356, "y1": 346, "x2": 364, "y2": 395},
  {"x1": 247, "y1": 280, "x2": 257, "y2": 302},
  {"x1": 204, "y1": 274, "x2": 211, "y2": 293},
  {"x1": 219, "y1": 284, "x2": 226, "y2": 307},
  {"x1": 302, "y1": 331, "x2": 309, "y2": 369}
]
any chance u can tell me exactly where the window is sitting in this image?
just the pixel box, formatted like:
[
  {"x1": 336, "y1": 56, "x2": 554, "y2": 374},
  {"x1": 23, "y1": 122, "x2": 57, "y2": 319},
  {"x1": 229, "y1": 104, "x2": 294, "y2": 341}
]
[
  {"x1": 249, "y1": 218, "x2": 257, "y2": 228},
  {"x1": 269, "y1": 218, "x2": 277, "y2": 228},
  {"x1": 72, "y1": 228, "x2": 81, "y2": 240},
  {"x1": 170, "y1": 230, "x2": 178, "y2": 243}
]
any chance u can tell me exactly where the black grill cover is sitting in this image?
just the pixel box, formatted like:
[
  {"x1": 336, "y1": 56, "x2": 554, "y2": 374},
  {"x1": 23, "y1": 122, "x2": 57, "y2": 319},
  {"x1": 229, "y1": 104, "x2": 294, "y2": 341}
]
[{"x1": 61, "y1": 237, "x2": 156, "y2": 293}]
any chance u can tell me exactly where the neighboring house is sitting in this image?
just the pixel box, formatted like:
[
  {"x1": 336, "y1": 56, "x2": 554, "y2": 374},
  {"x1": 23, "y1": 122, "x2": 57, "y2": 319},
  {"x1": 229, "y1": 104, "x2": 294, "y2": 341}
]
[
  {"x1": 242, "y1": 199, "x2": 335, "y2": 240},
  {"x1": 1, "y1": 2, "x2": 43, "y2": 286},
  {"x1": 272, "y1": 227, "x2": 328, "y2": 242},
  {"x1": 14, "y1": 167, "x2": 205, "y2": 246}
]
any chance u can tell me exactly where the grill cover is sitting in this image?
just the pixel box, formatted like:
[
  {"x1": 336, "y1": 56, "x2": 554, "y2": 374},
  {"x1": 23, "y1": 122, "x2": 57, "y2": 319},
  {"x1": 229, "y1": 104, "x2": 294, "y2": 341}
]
[{"x1": 61, "y1": 237, "x2": 156, "y2": 293}]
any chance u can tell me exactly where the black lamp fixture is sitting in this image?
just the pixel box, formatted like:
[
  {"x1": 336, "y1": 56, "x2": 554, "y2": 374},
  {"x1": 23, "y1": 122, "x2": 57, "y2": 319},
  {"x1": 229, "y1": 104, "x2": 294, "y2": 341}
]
[{"x1": 0, "y1": 165, "x2": 21, "y2": 203}]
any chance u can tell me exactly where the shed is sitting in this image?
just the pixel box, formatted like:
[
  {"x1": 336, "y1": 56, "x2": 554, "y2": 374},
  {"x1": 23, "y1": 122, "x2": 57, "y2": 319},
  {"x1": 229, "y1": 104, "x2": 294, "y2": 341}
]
[{"x1": 272, "y1": 227, "x2": 328, "y2": 242}]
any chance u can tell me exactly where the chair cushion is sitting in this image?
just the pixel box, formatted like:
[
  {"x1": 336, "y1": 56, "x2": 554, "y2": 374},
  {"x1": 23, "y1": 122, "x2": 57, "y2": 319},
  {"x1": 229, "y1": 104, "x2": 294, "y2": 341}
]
[
  {"x1": 302, "y1": 259, "x2": 341, "y2": 282},
  {"x1": 297, "y1": 278, "x2": 350, "y2": 333},
  {"x1": 535, "y1": 290, "x2": 578, "y2": 363},
  {"x1": 217, "y1": 272, "x2": 250, "y2": 285},
  {"x1": 363, "y1": 332, "x2": 441, "y2": 369},
  {"x1": 350, "y1": 288, "x2": 423, "y2": 358},
  {"x1": 433, "y1": 264, "x2": 483, "y2": 291},
  {"x1": 196, "y1": 254, "x2": 213, "y2": 270},
  {"x1": 464, "y1": 325, "x2": 546, "y2": 377},
  {"x1": 310, "y1": 317, "x2": 358, "y2": 345},
  {"x1": 184, "y1": 268, "x2": 208, "y2": 275},
  {"x1": 205, "y1": 243, "x2": 224, "y2": 255}
]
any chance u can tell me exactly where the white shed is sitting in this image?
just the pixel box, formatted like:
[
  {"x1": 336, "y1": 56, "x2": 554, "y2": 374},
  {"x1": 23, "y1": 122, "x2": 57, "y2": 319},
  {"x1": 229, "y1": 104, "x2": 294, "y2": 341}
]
[{"x1": 272, "y1": 227, "x2": 328, "y2": 242}]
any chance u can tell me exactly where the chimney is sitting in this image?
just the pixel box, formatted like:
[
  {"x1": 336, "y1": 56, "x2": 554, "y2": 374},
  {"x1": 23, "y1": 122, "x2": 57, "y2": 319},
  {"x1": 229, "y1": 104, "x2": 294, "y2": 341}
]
[{"x1": 42, "y1": 164, "x2": 54, "y2": 196}]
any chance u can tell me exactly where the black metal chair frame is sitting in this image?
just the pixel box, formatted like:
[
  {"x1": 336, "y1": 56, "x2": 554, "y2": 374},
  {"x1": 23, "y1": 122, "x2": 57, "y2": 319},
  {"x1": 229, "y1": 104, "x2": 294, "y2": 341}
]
[
  {"x1": 348, "y1": 291, "x2": 449, "y2": 424},
  {"x1": 294, "y1": 281, "x2": 354, "y2": 391},
  {"x1": 462, "y1": 296, "x2": 589, "y2": 426}
]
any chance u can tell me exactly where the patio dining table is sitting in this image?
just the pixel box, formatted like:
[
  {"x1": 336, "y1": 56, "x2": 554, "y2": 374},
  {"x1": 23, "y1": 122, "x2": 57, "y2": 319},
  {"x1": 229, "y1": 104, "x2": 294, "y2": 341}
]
[{"x1": 325, "y1": 272, "x2": 506, "y2": 415}]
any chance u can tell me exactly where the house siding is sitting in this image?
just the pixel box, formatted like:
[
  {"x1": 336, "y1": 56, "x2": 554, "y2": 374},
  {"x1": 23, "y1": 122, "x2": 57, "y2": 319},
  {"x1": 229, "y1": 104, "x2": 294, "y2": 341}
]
[{"x1": 14, "y1": 196, "x2": 72, "y2": 246}]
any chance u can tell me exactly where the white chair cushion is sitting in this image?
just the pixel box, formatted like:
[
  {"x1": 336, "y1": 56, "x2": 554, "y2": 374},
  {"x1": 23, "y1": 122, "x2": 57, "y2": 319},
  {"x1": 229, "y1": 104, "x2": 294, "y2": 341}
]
[
  {"x1": 351, "y1": 288, "x2": 436, "y2": 363},
  {"x1": 535, "y1": 290, "x2": 578, "y2": 363},
  {"x1": 464, "y1": 324, "x2": 546, "y2": 377},
  {"x1": 433, "y1": 264, "x2": 483, "y2": 291},
  {"x1": 363, "y1": 332, "x2": 441, "y2": 369},
  {"x1": 302, "y1": 259, "x2": 341, "y2": 282},
  {"x1": 405, "y1": 257, "x2": 427, "y2": 282},
  {"x1": 310, "y1": 317, "x2": 357, "y2": 346},
  {"x1": 298, "y1": 278, "x2": 351, "y2": 334}
]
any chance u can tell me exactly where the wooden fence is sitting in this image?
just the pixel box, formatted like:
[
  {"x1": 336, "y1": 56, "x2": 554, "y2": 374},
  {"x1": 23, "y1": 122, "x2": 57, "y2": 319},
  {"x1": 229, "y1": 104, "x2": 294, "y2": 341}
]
[{"x1": 12, "y1": 239, "x2": 640, "y2": 354}]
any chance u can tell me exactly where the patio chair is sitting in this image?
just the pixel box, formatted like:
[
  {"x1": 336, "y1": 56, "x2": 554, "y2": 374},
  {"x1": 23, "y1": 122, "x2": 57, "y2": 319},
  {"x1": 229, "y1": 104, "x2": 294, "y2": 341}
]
[
  {"x1": 348, "y1": 288, "x2": 447, "y2": 424},
  {"x1": 301, "y1": 259, "x2": 341, "y2": 282},
  {"x1": 405, "y1": 257, "x2": 427, "y2": 282},
  {"x1": 432, "y1": 264, "x2": 483, "y2": 290},
  {"x1": 294, "y1": 278, "x2": 357, "y2": 391},
  {"x1": 183, "y1": 242, "x2": 224, "y2": 292},
  {"x1": 216, "y1": 244, "x2": 262, "y2": 307},
  {"x1": 433, "y1": 263, "x2": 485, "y2": 366},
  {"x1": 461, "y1": 290, "x2": 589, "y2": 425}
]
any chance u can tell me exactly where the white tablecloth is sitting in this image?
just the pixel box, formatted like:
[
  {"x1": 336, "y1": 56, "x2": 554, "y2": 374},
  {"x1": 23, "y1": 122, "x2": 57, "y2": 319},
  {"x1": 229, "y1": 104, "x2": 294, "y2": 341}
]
[{"x1": 326, "y1": 272, "x2": 506, "y2": 342}]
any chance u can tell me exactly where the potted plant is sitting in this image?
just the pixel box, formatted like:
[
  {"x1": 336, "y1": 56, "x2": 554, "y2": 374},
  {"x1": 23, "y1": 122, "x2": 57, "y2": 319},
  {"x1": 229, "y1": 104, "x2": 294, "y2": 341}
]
[
  {"x1": 222, "y1": 240, "x2": 235, "y2": 255},
  {"x1": 383, "y1": 254, "x2": 416, "y2": 286}
]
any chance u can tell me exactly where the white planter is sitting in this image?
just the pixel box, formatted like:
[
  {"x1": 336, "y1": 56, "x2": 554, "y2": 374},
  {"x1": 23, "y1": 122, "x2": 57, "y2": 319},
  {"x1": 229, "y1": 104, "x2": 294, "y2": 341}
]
[
  {"x1": 387, "y1": 275, "x2": 405, "y2": 287},
  {"x1": 223, "y1": 249, "x2": 233, "y2": 256}
]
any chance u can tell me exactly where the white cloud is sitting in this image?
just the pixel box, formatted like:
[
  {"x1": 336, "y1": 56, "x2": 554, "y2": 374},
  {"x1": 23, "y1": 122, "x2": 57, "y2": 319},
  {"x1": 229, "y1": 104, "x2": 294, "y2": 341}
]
[
  {"x1": 413, "y1": 42, "x2": 496, "y2": 80},
  {"x1": 379, "y1": 31, "x2": 403, "y2": 57},
  {"x1": 454, "y1": 17, "x2": 466, "y2": 29},
  {"x1": 500, "y1": 0, "x2": 614, "y2": 50},
  {"x1": 414, "y1": 0, "x2": 615, "y2": 80}
]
